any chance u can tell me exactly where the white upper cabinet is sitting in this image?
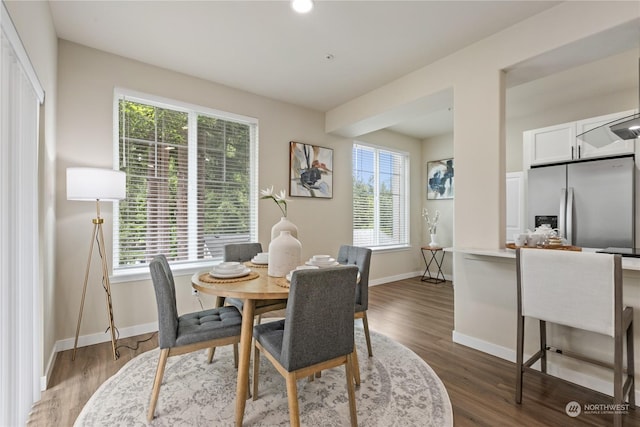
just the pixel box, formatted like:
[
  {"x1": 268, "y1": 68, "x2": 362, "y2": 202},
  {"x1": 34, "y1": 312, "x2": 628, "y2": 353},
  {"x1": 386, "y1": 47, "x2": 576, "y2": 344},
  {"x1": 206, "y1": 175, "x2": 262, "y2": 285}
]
[
  {"x1": 525, "y1": 122, "x2": 576, "y2": 165},
  {"x1": 525, "y1": 110, "x2": 636, "y2": 167}
]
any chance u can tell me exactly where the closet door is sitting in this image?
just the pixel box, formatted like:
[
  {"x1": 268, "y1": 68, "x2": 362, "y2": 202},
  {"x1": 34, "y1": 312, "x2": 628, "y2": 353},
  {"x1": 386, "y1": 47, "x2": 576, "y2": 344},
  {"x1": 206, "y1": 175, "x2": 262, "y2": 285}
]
[{"x1": 1, "y1": 3, "x2": 45, "y2": 426}]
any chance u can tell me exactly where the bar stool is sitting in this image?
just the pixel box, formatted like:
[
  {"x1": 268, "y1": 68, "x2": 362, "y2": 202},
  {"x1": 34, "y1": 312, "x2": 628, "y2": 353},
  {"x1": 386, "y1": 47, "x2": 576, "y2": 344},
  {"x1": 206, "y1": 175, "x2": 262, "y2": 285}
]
[{"x1": 515, "y1": 248, "x2": 635, "y2": 427}]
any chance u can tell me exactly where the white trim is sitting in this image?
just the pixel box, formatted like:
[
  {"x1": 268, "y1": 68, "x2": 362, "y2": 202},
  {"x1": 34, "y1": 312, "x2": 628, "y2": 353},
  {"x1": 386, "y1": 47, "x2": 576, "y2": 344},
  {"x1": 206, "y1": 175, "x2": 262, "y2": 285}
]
[
  {"x1": 0, "y1": 2, "x2": 44, "y2": 103},
  {"x1": 114, "y1": 87, "x2": 257, "y2": 126},
  {"x1": 41, "y1": 345, "x2": 58, "y2": 391},
  {"x1": 368, "y1": 271, "x2": 452, "y2": 286}
]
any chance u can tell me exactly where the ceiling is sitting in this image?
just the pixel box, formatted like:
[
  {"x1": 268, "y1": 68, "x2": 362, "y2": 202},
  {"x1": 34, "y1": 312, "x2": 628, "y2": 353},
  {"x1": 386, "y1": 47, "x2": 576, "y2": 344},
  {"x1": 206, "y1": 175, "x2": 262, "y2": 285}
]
[{"x1": 47, "y1": 1, "x2": 638, "y2": 139}]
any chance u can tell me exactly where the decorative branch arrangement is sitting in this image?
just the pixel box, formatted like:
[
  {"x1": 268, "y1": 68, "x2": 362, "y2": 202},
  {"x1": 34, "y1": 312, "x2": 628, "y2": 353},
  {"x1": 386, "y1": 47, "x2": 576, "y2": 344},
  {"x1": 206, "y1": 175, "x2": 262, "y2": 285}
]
[{"x1": 422, "y1": 209, "x2": 440, "y2": 234}]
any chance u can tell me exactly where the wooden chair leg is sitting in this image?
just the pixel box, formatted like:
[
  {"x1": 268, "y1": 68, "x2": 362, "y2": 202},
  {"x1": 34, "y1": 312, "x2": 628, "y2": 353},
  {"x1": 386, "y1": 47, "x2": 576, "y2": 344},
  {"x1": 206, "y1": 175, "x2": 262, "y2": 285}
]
[
  {"x1": 147, "y1": 348, "x2": 169, "y2": 421},
  {"x1": 285, "y1": 373, "x2": 301, "y2": 427},
  {"x1": 233, "y1": 343, "x2": 239, "y2": 368},
  {"x1": 352, "y1": 345, "x2": 361, "y2": 387},
  {"x1": 252, "y1": 344, "x2": 260, "y2": 400},
  {"x1": 207, "y1": 347, "x2": 216, "y2": 364},
  {"x1": 345, "y1": 353, "x2": 358, "y2": 427},
  {"x1": 362, "y1": 312, "x2": 373, "y2": 357}
]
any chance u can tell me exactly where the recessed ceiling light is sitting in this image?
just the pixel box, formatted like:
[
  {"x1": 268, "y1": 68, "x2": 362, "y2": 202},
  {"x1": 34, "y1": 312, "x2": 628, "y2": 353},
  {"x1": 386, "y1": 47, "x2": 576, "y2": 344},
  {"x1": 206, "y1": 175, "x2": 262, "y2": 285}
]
[
  {"x1": 292, "y1": 0, "x2": 313, "y2": 14},
  {"x1": 324, "y1": 53, "x2": 335, "y2": 61}
]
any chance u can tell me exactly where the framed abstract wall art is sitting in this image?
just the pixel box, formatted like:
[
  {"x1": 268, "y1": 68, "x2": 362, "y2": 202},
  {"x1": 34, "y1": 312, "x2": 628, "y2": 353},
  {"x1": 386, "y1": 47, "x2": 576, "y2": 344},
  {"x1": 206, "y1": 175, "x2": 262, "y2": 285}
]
[
  {"x1": 427, "y1": 158, "x2": 454, "y2": 200},
  {"x1": 289, "y1": 141, "x2": 333, "y2": 198}
]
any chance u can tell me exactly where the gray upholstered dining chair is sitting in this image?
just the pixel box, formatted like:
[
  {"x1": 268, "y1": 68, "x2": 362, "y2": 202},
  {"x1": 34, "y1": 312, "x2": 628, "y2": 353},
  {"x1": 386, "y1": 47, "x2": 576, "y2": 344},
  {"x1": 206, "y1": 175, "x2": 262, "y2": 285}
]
[
  {"x1": 252, "y1": 266, "x2": 360, "y2": 427},
  {"x1": 338, "y1": 245, "x2": 373, "y2": 358},
  {"x1": 147, "y1": 255, "x2": 243, "y2": 421},
  {"x1": 223, "y1": 242, "x2": 288, "y2": 320},
  {"x1": 515, "y1": 249, "x2": 635, "y2": 427}
]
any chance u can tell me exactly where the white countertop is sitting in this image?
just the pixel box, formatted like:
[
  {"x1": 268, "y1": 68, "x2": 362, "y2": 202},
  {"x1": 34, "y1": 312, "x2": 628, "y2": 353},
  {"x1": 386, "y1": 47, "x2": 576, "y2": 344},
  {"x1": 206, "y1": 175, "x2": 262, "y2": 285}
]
[{"x1": 448, "y1": 247, "x2": 640, "y2": 271}]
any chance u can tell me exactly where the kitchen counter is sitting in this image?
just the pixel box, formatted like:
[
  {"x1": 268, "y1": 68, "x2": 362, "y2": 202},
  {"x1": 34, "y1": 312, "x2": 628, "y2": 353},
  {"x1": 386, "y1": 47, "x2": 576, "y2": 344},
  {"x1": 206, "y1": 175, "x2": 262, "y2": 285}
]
[{"x1": 448, "y1": 247, "x2": 640, "y2": 271}]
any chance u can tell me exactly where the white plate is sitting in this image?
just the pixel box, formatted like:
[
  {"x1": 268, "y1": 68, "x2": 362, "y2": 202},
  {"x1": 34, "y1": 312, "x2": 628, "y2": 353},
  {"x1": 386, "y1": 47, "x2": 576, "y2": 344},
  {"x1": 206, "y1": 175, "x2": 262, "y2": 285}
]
[
  {"x1": 209, "y1": 267, "x2": 251, "y2": 279},
  {"x1": 216, "y1": 261, "x2": 242, "y2": 270},
  {"x1": 308, "y1": 257, "x2": 335, "y2": 264},
  {"x1": 305, "y1": 261, "x2": 340, "y2": 267},
  {"x1": 286, "y1": 272, "x2": 292, "y2": 282},
  {"x1": 251, "y1": 257, "x2": 268, "y2": 265}
]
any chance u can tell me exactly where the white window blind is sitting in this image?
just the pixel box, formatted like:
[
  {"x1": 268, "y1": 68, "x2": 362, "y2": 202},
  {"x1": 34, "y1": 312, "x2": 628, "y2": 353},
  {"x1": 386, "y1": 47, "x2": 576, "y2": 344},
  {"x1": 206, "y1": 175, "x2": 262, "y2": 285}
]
[
  {"x1": 352, "y1": 143, "x2": 409, "y2": 249},
  {"x1": 115, "y1": 92, "x2": 257, "y2": 272}
]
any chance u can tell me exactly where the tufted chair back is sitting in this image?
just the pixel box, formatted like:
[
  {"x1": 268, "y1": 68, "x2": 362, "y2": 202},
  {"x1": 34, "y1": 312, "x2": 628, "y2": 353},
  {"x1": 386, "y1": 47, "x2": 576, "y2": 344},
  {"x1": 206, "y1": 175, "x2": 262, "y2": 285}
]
[
  {"x1": 224, "y1": 242, "x2": 263, "y2": 263},
  {"x1": 337, "y1": 245, "x2": 372, "y2": 311},
  {"x1": 149, "y1": 255, "x2": 179, "y2": 348}
]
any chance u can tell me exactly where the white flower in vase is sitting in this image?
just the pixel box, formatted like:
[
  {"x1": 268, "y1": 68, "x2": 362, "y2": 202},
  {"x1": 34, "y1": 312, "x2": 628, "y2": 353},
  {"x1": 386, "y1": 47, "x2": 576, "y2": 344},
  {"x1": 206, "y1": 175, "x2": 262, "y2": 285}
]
[{"x1": 260, "y1": 186, "x2": 288, "y2": 217}]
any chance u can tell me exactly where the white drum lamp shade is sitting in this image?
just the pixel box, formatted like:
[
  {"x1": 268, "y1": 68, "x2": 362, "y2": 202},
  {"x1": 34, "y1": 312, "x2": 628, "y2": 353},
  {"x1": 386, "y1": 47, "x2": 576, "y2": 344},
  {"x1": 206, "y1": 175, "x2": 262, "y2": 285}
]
[{"x1": 67, "y1": 167, "x2": 126, "y2": 201}]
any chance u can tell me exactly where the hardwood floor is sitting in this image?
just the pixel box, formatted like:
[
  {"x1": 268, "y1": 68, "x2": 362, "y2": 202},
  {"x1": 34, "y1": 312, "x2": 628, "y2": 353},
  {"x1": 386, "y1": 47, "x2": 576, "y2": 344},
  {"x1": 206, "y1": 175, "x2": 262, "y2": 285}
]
[{"x1": 28, "y1": 277, "x2": 637, "y2": 426}]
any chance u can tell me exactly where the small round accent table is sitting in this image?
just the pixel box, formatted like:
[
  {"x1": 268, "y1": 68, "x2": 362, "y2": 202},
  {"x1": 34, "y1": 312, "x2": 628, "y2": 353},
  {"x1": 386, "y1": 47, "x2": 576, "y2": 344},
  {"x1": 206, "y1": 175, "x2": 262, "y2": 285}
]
[{"x1": 421, "y1": 246, "x2": 446, "y2": 284}]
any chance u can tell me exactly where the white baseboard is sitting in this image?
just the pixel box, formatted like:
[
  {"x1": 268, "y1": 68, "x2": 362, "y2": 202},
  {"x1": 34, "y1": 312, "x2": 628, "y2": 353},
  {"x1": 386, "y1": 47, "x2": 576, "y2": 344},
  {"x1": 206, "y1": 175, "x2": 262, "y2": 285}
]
[
  {"x1": 452, "y1": 330, "x2": 515, "y2": 361},
  {"x1": 452, "y1": 330, "x2": 640, "y2": 403},
  {"x1": 369, "y1": 271, "x2": 452, "y2": 286},
  {"x1": 55, "y1": 321, "x2": 158, "y2": 353},
  {"x1": 41, "y1": 346, "x2": 58, "y2": 391},
  {"x1": 41, "y1": 322, "x2": 158, "y2": 391}
]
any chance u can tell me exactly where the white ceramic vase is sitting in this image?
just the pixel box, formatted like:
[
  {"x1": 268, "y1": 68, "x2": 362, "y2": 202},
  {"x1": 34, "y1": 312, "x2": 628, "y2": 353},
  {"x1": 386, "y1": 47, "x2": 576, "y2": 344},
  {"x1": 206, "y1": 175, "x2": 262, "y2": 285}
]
[
  {"x1": 271, "y1": 217, "x2": 298, "y2": 241},
  {"x1": 268, "y1": 231, "x2": 302, "y2": 277},
  {"x1": 429, "y1": 233, "x2": 438, "y2": 247}
]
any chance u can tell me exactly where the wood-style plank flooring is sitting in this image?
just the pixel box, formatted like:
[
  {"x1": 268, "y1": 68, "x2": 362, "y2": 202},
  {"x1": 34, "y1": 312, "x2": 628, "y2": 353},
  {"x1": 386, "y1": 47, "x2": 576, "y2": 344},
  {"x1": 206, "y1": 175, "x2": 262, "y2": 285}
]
[{"x1": 27, "y1": 277, "x2": 638, "y2": 426}]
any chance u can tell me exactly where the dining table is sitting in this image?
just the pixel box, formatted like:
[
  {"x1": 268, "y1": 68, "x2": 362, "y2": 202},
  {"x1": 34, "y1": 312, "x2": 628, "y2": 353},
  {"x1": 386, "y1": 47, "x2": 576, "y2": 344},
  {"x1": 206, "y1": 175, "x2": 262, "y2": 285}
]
[{"x1": 191, "y1": 264, "x2": 290, "y2": 427}]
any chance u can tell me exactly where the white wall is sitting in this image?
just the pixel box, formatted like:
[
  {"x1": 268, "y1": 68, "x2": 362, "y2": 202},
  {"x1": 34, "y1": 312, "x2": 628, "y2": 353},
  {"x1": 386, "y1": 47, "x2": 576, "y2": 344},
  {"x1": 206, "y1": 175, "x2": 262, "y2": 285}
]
[{"x1": 4, "y1": 0, "x2": 58, "y2": 385}]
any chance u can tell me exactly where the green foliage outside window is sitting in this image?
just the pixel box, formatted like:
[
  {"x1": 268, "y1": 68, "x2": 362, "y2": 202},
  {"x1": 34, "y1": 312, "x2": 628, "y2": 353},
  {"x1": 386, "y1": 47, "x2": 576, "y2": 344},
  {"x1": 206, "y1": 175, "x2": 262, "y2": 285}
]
[{"x1": 117, "y1": 99, "x2": 252, "y2": 267}]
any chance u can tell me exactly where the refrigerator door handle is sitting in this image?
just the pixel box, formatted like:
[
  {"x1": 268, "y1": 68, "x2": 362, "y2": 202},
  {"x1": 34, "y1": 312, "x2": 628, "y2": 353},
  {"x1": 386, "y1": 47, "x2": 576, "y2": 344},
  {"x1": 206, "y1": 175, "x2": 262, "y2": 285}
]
[
  {"x1": 566, "y1": 187, "x2": 574, "y2": 245},
  {"x1": 559, "y1": 188, "x2": 567, "y2": 239}
]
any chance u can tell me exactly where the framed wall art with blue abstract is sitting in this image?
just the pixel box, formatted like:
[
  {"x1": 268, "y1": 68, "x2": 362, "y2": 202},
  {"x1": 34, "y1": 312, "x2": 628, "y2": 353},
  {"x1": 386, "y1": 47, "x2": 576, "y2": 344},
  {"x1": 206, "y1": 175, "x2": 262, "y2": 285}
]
[{"x1": 427, "y1": 158, "x2": 454, "y2": 200}]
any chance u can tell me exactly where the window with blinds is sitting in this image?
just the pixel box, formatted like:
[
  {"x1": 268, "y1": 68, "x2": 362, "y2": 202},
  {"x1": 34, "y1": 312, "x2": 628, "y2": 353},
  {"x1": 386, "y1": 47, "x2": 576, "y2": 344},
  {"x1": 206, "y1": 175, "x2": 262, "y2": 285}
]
[
  {"x1": 352, "y1": 143, "x2": 409, "y2": 249},
  {"x1": 115, "y1": 92, "x2": 257, "y2": 271}
]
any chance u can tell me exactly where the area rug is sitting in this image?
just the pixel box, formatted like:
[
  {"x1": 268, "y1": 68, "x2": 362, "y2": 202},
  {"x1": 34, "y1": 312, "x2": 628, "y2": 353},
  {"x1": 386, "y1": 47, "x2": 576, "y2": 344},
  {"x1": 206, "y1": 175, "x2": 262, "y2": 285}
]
[{"x1": 75, "y1": 326, "x2": 453, "y2": 426}]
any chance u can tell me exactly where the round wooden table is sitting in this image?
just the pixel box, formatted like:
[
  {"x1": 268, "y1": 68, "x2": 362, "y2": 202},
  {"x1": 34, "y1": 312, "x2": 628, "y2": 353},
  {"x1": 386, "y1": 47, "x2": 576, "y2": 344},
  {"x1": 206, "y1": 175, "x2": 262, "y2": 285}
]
[{"x1": 191, "y1": 268, "x2": 290, "y2": 427}]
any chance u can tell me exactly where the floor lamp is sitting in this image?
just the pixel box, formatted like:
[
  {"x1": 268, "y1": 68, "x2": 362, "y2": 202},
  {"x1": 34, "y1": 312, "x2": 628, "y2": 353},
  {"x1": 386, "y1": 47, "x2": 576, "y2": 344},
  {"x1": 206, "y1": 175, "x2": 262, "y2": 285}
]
[{"x1": 67, "y1": 167, "x2": 126, "y2": 361}]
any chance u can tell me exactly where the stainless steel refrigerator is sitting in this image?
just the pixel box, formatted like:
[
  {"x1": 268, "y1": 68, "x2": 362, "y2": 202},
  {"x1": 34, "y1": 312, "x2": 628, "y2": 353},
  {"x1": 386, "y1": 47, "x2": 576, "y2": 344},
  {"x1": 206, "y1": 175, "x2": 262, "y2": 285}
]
[{"x1": 527, "y1": 155, "x2": 635, "y2": 248}]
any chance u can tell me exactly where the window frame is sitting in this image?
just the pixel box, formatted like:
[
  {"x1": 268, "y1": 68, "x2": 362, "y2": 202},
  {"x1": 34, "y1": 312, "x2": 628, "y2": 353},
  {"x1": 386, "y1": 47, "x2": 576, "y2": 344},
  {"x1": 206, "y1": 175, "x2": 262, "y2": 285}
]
[
  {"x1": 352, "y1": 141, "x2": 410, "y2": 251},
  {"x1": 112, "y1": 88, "x2": 259, "y2": 282}
]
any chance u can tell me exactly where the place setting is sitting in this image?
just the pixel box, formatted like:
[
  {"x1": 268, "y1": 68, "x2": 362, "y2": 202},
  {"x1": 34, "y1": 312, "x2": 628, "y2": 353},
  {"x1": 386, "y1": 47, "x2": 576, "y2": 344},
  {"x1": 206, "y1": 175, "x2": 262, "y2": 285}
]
[
  {"x1": 199, "y1": 261, "x2": 258, "y2": 284},
  {"x1": 248, "y1": 252, "x2": 269, "y2": 268},
  {"x1": 305, "y1": 254, "x2": 339, "y2": 268}
]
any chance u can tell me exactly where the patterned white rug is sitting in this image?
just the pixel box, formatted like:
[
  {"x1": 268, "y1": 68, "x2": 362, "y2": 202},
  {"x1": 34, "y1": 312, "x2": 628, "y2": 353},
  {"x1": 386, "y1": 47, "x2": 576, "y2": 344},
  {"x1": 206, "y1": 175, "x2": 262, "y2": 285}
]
[{"x1": 75, "y1": 326, "x2": 453, "y2": 426}]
